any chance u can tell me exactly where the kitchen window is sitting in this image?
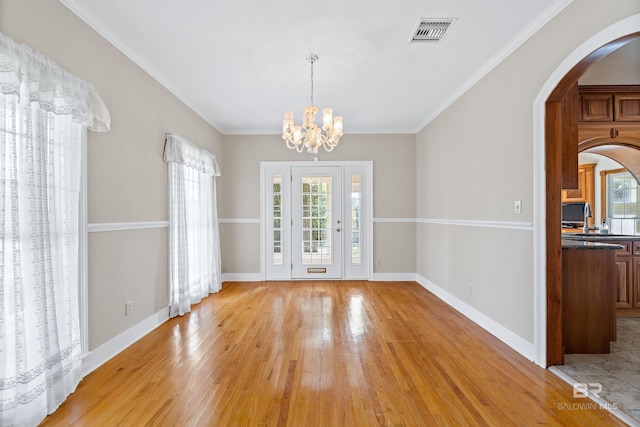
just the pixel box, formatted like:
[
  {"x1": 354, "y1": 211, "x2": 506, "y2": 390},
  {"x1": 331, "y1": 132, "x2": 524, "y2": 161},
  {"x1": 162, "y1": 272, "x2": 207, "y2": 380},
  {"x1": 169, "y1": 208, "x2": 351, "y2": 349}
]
[{"x1": 606, "y1": 170, "x2": 640, "y2": 235}]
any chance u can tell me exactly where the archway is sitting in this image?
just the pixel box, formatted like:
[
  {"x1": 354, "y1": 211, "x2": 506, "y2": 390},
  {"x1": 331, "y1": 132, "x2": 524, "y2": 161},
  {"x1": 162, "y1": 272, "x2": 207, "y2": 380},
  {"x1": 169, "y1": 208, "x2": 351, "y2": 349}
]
[{"x1": 533, "y1": 15, "x2": 640, "y2": 367}]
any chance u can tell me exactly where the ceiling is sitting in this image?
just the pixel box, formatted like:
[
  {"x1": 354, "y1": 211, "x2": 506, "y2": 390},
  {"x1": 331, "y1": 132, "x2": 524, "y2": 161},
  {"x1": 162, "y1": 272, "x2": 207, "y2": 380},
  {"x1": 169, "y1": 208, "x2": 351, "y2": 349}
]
[{"x1": 61, "y1": 0, "x2": 566, "y2": 135}]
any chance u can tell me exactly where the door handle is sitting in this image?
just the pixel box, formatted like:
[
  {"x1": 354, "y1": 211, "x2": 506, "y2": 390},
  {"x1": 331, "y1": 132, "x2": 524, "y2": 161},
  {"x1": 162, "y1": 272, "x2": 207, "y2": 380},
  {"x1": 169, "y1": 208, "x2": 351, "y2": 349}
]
[{"x1": 336, "y1": 228, "x2": 342, "y2": 232}]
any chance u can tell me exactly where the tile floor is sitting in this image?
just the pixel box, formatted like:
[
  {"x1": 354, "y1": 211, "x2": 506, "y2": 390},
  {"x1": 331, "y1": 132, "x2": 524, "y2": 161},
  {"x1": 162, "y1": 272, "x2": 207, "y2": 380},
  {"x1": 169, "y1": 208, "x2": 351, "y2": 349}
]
[{"x1": 552, "y1": 317, "x2": 640, "y2": 426}]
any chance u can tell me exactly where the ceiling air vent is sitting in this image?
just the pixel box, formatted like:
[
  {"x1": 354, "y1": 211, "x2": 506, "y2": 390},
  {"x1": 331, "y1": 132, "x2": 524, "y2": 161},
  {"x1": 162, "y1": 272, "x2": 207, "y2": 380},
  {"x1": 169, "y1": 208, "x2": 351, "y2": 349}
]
[{"x1": 410, "y1": 18, "x2": 456, "y2": 43}]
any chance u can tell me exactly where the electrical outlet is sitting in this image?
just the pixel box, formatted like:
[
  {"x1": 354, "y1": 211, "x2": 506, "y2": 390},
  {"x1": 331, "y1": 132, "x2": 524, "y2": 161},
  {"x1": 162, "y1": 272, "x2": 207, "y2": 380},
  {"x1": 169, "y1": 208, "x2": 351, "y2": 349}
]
[
  {"x1": 514, "y1": 200, "x2": 522, "y2": 214},
  {"x1": 125, "y1": 300, "x2": 133, "y2": 316},
  {"x1": 376, "y1": 259, "x2": 381, "y2": 267},
  {"x1": 467, "y1": 284, "x2": 473, "y2": 296}
]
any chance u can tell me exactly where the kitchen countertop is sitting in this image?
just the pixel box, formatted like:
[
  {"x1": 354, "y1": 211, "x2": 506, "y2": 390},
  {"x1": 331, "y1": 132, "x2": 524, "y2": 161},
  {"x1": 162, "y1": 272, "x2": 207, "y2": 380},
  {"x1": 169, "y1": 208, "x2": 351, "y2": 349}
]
[
  {"x1": 562, "y1": 233, "x2": 640, "y2": 241},
  {"x1": 561, "y1": 239, "x2": 624, "y2": 250}
]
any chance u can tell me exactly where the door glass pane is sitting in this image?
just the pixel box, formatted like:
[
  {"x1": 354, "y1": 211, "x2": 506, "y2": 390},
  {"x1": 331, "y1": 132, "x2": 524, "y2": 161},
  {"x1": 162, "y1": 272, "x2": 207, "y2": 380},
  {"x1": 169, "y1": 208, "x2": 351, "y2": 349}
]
[
  {"x1": 300, "y1": 175, "x2": 332, "y2": 265},
  {"x1": 272, "y1": 175, "x2": 283, "y2": 265},
  {"x1": 351, "y1": 174, "x2": 362, "y2": 265}
]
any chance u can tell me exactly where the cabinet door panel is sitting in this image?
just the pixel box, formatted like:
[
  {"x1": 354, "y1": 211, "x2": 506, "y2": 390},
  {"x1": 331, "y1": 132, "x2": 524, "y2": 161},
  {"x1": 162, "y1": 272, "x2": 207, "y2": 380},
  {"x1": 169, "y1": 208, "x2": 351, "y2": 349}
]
[
  {"x1": 615, "y1": 93, "x2": 640, "y2": 122},
  {"x1": 580, "y1": 93, "x2": 613, "y2": 122},
  {"x1": 617, "y1": 257, "x2": 633, "y2": 308},
  {"x1": 614, "y1": 241, "x2": 633, "y2": 256},
  {"x1": 635, "y1": 257, "x2": 640, "y2": 308},
  {"x1": 562, "y1": 168, "x2": 585, "y2": 200}
]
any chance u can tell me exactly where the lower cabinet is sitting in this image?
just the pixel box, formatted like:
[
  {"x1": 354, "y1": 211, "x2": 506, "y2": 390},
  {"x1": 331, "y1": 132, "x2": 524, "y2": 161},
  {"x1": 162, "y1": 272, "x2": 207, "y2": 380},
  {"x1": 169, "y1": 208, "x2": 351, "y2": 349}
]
[
  {"x1": 634, "y1": 257, "x2": 640, "y2": 307},
  {"x1": 616, "y1": 256, "x2": 633, "y2": 308},
  {"x1": 563, "y1": 247, "x2": 617, "y2": 354},
  {"x1": 564, "y1": 237, "x2": 640, "y2": 311},
  {"x1": 611, "y1": 240, "x2": 640, "y2": 309}
]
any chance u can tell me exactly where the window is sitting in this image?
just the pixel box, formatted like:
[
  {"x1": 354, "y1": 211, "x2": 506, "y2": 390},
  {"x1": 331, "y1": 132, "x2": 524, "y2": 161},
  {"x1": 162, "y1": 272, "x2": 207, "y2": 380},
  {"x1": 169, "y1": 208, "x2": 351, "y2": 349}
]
[
  {"x1": 351, "y1": 174, "x2": 362, "y2": 265},
  {"x1": 0, "y1": 32, "x2": 110, "y2": 425},
  {"x1": 606, "y1": 171, "x2": 640, "y2": 235},
  {"x1": 164, "y1": 133, "x2": 222, "y2": 317},
  {"x1": 273, "y1": 175, "x2": 283, "y2": 265}
]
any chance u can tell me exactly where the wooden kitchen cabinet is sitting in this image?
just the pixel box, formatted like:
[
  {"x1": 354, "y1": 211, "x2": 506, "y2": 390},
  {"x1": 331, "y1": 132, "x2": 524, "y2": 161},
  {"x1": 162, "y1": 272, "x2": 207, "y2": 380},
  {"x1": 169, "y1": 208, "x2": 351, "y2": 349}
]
[
  {"x1": 563, "y1": 236, "x2": 640, "y2": 315},
  {"x1": 578, "y1": 86, "x2": 640, "y2": 151},
  {"x1": 608, "y1": 240, "x2": 640, "y2": 310},
  {"x1": 579, "y1": 86, "x2": 640, "y2": 123},
  {"x1": 562, "y1": 166, "x2": 586, "y2": 200},
  {"x1": 634, "y1": 257, "x2": 640, "y2": 308},
  {"x1": 564, "y1": 164, "x2": 595, "y2": 201},
  {"x1": 580, "y1": 92, "x2": 613, "y2": 122},
  {"x1": 577, "y1": 90, "x2": 640, "y2": 123},
  {"x1": 562, "y1": 163, "x2": 595, "y2": 227},
  {"x1": 616, "y1": 256, "x2": 633, "y2": 308},
  {"x1": 614, "y1": 93, "x2": 640, "y2": 122},
  {"x1": 634, "y1": 240, "x2": 640, "y2": 308},
  {"x1": 562, "y1": 246, "x2": 617, "y2": 354}
]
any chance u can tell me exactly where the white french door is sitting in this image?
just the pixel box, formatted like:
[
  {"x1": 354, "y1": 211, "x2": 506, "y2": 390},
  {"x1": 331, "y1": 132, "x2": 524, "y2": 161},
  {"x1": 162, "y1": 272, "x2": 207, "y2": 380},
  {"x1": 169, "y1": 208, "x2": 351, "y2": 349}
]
[
  {"x1": 291, "y1": 166, "x2": 342, "y2": 279},
  {"x1": 261, "y1": 161, "x2": 372, "y2": 281}
]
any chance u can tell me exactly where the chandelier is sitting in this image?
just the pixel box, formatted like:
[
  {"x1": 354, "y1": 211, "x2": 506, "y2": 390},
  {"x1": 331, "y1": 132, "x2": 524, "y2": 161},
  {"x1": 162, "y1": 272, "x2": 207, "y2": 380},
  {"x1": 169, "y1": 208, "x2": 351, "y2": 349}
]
[{"x1": 282, "y1": 54, "x2": 343, "y2": 154}]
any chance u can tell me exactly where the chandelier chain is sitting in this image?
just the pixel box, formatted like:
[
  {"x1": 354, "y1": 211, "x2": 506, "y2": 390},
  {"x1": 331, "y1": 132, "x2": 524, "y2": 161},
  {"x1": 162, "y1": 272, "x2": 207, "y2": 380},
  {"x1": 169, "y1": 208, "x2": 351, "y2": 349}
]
[{"x1": 310, "y1": 56, "x2": 314, "y2": 106}]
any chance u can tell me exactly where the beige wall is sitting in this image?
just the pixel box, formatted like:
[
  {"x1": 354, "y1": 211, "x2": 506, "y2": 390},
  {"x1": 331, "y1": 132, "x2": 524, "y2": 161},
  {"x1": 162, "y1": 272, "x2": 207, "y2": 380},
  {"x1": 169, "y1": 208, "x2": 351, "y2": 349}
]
[
  {"x1": 221, "y1": 134, "x2": 416, "y2": 274},
  {"x1": 416, "y1": 0, "x2": 640, "y2": 343},
  {"x1": 1, "y1": 0, "x2": 223, "y2": 350},
  {"x1": 579, "y1": 38, "x2": 640, "y2": 85}
]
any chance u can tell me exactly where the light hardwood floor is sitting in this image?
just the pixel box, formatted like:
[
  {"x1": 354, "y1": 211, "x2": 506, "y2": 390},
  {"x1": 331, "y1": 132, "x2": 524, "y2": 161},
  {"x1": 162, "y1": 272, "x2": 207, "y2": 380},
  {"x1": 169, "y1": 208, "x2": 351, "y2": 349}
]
[{"x1": 41, "y1": 281, "x2": 625, "y2": 426}]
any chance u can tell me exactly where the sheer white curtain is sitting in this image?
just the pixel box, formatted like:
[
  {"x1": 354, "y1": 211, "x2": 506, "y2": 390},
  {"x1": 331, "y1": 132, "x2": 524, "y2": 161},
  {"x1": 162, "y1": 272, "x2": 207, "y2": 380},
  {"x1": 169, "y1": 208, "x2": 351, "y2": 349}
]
[
  {"x1": 0, "y1": 33, "x2": 109, "y2": 426},
  {"x1": 164, "y1": 133, "x2": 222, "y2": 317}
]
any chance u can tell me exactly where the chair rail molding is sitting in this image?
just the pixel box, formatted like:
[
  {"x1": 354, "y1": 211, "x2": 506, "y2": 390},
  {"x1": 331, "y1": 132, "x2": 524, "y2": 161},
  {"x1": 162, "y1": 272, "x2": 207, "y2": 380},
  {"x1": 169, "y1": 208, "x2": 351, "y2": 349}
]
[{"x1": 88, "y1": 221, "x2": 169, "y2": 233}]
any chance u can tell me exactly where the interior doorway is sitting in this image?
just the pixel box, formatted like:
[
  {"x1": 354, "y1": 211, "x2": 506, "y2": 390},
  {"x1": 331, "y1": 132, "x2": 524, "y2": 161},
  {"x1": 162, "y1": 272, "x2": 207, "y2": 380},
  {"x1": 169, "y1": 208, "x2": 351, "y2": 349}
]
[
  {"x1": 260, "y1": 161, "x2": 373, "y2": 281},
  {"x1": 538, "y1": 26, "x2": 640, "y2": 367}
]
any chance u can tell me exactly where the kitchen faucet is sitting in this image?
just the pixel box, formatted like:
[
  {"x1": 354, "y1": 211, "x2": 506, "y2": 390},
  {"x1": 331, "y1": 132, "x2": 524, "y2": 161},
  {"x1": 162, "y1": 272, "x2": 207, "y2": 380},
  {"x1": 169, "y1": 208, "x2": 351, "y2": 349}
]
[{"x1": 583, "y1": 202, "x2": 592, "y2": 233}]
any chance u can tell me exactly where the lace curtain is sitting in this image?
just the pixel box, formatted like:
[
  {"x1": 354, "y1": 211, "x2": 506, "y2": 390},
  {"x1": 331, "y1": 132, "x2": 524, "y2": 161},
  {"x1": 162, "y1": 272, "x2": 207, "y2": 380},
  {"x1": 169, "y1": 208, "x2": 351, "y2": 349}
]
[
  {"x1": 164, "y1": 133, "x2": 222, "y2": 317},
  {"x1": 0, "y1": 32, "x2": 109, "y2": 426}
]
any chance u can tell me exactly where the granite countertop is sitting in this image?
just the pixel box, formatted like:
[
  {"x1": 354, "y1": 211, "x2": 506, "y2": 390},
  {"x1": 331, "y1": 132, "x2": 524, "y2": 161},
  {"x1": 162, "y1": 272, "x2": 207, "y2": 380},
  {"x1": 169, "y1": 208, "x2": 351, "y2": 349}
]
[
  {"x1": 561, "y1": 239, "x2": 624, "y2": 250},
  {"x1": 562, "y1": 233, "x2": 640, "y2": 241}
]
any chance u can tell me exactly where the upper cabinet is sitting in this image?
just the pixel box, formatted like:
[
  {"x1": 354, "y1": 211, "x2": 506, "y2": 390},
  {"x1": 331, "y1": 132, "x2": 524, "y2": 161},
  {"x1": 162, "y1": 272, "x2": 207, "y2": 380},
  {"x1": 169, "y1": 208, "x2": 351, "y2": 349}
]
[
  {"x1": 580, "y1": 92, "x2": 613, "y2": 122},
  {"x1": 579, "y1": 85, "x2": 640, "y2": 123},
  {"x1": 578, "y1": 85, "x2": 640, "y2": 152},
  {"x1": 580, "y1": 92, "x2": 614, "y2": 122},
  {"x1": 615, "y1": 92, "x2": 640, "y2": 122},
  {"x1": 562, "y1": 163, "x2": 596, "y2": 228},
  {"x1": 562, "y1": 86, "x2": 640, "y2": 192}
]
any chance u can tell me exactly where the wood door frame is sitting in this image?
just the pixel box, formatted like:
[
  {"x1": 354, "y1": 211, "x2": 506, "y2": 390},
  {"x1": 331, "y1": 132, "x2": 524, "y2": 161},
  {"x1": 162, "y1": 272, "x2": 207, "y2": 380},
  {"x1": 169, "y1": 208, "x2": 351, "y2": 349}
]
[{"x1": 542, "y1": 30, "x2": 640, "y2": 367}]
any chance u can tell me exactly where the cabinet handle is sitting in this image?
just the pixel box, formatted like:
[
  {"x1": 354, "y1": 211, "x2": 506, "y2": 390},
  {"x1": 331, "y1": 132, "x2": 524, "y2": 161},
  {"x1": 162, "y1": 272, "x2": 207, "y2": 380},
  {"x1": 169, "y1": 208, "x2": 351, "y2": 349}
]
[{"x1": 610, "y1": 128, "x2": 619, "y2": 139}]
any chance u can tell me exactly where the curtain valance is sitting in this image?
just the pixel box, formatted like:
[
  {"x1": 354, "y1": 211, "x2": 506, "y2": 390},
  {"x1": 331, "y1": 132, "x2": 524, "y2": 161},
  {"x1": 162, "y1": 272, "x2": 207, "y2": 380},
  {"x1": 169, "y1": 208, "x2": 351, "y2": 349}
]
[
  {"x1": 164, "y1": 133, "x2": 221, "y2": 177},
  {"x1": 0, "y1": 32, "x2": 110, "y2": 132}
]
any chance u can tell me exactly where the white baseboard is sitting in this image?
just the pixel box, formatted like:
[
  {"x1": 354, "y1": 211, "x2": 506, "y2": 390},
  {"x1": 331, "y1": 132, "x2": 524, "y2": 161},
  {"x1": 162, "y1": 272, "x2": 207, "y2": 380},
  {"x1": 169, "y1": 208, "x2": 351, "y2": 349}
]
[
  {"x1": 415, "y1": 274, "x2": 536, "y2": 362},
  {"x1": 82, "y1": 307, "x2": 169, "y2": 376},
  {"x1": 372, "y1": 272, "x2": 418, "y2": 282},
  {"x1": 222, "y1": 273, "x2": 263, "y2": 282}
]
